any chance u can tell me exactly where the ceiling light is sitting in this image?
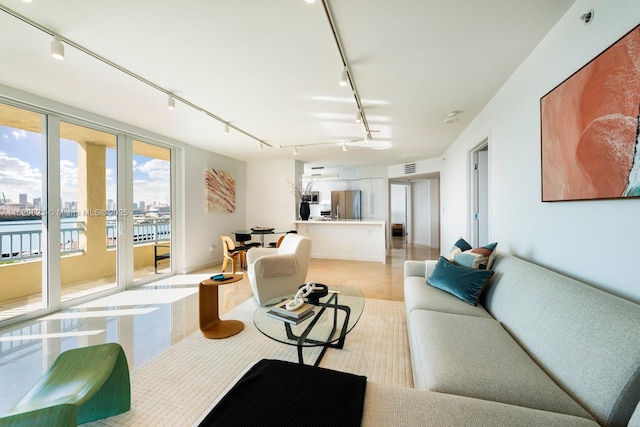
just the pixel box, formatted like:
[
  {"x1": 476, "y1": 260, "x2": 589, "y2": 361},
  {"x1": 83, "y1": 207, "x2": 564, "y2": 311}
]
[
  {"x1": 50, "y1": 36, "x2": 64, "y2": 60},
  {"x1": 224, "y1": 124, "x2": 230, "y2": 135},
  {"x1": 342, "y1": 143, "x2": 347, "y2": 152},
  {"x1": 167, "y1": 96, "x2": 175, "y2": 109},
  {"x1": 293, "y1": 146, "x2": 298, "y2": 156},
  {"x1": 305, "y1": 0, "x2": 316, "y2": 3},
  {"x1": 355, "y1": 112, "x2": 362, "y2": 123},
  {"x1": 447, "y1": 110, "x2": 461, "y2": 117},
  {"x1": 443, "y1": 117, "x2": 459, "y2": 124},
  {"x1": 21, "y1": 0, "x2": 32, "y2": 3},
  {"x1": 258, "y1": 142, "x2": 263, "y2": 151},
  {"x1": 339, "y1": 67, "x2": 348, "y2": 87},
  {"x1": 365, "y1": 133, "x2": 372, "y2": 141}
]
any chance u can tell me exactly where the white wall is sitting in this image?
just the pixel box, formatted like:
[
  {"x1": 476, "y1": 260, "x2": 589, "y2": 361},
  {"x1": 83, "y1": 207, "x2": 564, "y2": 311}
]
[
  {"x1": 245, "y1": 159, "x2": 299, "y2": 247},
  {"x1": 181, "y1": 145, "x2": 247, "y2": 272},
  {"x1": 440, "y1": 0, "x2": 640, "y2": 303}
]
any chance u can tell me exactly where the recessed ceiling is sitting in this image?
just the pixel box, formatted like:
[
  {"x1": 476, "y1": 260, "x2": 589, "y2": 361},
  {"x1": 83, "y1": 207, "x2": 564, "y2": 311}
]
[{"x1": 0, "y1": 0, "x2": 574, "y2": 169}]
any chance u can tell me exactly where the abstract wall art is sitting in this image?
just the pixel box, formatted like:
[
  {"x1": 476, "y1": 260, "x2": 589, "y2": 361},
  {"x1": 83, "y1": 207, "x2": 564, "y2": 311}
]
[
  {"x1": 540, "y1": 23, "x2": 640, "y2": 202},
  {"x1": 205, "y1": 168, "x2": 235, "y2": 213}
]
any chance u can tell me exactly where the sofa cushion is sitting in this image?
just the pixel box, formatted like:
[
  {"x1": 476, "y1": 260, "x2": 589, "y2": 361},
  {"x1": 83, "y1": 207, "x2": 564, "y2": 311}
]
[
  {"x1": 405, "y1": 276, "x2": 493, "y2": 319},
  {"x1": 484, "y1": 254, "x2": 640, "y2": 426},
  {"x1": 408, "y1": 309, "x2": 594, "y2": 421},
  {"x1": 362, "y1": 382, "x2": 599, "y2": 427},
  {"x1": 427, "y1": 257, "x2": 494, "y2": 305}
]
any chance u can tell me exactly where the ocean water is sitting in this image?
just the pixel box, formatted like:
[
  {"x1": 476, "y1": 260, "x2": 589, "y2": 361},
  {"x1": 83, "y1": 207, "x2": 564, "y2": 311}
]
[{"x1": 0, "y1": 219, "x2": 84, "y2": 257}]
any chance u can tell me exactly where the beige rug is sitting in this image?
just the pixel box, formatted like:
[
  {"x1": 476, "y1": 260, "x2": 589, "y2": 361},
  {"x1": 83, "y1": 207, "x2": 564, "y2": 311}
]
[{"x1": 86, "y1": 297, "x2": 413, "y2": 426}]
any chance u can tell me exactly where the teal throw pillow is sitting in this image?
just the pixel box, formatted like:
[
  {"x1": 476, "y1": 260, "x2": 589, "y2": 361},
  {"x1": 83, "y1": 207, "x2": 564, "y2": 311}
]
[{"x1": 427, "y1": 256, "x2": 494, "y2": 306}]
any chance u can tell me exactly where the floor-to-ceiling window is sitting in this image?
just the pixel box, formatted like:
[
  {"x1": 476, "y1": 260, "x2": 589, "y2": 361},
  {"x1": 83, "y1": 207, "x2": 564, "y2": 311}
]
[
  {"x1": 132, "y1": 139, "x2": 171, "y2": 282},
  {"x1": 0, "y1": 100, "x2": 176, "y2": 324},
  {"x1": 59, "y1": 121, "x2": 119, "y2": 302},
  {"x1": 0, "y1": 103, "x2": 45, "y2": 321}
]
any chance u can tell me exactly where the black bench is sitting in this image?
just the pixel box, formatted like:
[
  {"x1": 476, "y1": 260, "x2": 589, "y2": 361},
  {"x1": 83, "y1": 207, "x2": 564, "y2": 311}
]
[{"x1": 154, "y1": 244, "x2": 171, "y2": 273}]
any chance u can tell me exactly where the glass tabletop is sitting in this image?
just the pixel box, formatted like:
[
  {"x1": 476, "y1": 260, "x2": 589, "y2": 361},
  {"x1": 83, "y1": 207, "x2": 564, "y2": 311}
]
[{"x1": 253, "y1": 285, "x2": 365, "y2": 348}]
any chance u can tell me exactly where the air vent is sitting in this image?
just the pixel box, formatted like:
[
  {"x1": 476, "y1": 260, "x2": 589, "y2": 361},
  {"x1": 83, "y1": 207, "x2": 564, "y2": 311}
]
[{"x1": 404, "y1": 163, "x2": 416, "y2": 174}]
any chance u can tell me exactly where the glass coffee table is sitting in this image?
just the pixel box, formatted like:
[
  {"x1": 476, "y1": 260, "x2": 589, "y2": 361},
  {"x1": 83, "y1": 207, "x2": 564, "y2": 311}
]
[{"x1": 253, "y1": 285, "x2": 365, "y2": 366}]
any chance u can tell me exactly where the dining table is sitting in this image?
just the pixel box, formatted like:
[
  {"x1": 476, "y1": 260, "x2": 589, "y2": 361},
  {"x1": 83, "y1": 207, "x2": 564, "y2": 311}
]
[{"x1": 234, "y1": 228, "x2": 288, "y2": 247}]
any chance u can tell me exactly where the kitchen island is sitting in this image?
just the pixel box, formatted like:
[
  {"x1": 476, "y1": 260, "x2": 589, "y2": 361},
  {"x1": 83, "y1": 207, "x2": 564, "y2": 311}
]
[{"x1": 294, "y1": 220, "x2": 386, "y2": 263}]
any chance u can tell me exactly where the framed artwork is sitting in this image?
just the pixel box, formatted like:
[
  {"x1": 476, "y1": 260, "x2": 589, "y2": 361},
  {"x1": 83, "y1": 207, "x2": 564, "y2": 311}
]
[
  {"x1": 540, "y1": 23, "x2": 640, "y2": 202},
  {"x1": 205, "y1": 169, "x2": 235, "y2": 213}
]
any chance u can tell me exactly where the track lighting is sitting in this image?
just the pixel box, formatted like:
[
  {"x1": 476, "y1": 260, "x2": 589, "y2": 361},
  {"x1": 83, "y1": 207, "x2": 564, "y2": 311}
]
[
  {"x1": 21, "y1": 0, "x2": 32, "y2": 3},
  {"x1": 258, "y1": 142, "x2": 263, "y2": 151},
  {"x1": 167, "y1": 96, "x2": 175, "y2": 109},
  {"x1": 355, "y1": 111, "x2": 362, "y2": 123},
  {"x1": 339, "y1": 67, "x2": 348, "y2": 87},
  {"x1": 365, "y1": 133, "x2": 372, "y2": 141},
  {"x1": 293, "y1": 146, "x2": 298, "y2": 156},
  {"x1": 305, "y1": 0, "x2": 316, "y2": 3},
  {"x1": 224, "y1": 124, "x2": 230, "y2": 135},
  {"x1": 342, "y1": 143, "x2": 347, "y2": 152},
  {"x1": 50, "y1": 36, "x2": 64, "y2": 60}
]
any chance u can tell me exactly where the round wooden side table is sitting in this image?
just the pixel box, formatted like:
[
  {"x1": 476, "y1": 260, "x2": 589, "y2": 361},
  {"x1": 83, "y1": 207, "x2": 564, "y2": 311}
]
[{"x1": 199, "y1": 274, "x2": 244, "y2": 339}]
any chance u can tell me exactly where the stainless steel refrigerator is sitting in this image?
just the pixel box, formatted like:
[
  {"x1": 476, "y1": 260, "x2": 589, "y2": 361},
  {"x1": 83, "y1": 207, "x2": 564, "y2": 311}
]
[{"x1": 331, "y1": 190, "x2": 361, "y2": 220}]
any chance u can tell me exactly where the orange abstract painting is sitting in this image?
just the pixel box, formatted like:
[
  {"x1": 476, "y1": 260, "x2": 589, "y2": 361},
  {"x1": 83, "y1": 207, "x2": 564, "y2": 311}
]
[
  {"x1": 205, "y1": 169, "x2": 235, "y2": 213},
  {"x1": 541, "y1": 24, "x2": 640, "y2": 201}
]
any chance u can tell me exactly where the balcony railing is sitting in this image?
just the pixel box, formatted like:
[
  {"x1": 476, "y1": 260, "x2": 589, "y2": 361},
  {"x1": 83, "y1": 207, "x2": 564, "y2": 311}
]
[{"x1": 0, "y1": 219, "x2": 170, "y2": 262}]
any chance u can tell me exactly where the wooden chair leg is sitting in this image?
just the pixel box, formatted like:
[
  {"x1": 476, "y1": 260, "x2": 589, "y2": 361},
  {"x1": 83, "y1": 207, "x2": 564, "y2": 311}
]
[
  {"x1": 222, "y1": 257, "x2": 229, "y2": 272},
  {"x1": 231, "y1": 255, "x2": 237, "y2": 274}
]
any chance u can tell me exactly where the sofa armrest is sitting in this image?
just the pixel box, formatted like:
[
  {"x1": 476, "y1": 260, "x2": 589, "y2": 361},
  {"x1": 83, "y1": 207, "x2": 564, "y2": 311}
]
[
  {"x1": 404, "y1": 261, "x2": 426, "y2": 278},
  {"x1": 404, "y1": 260, "x2": 439, "y2": 279}
]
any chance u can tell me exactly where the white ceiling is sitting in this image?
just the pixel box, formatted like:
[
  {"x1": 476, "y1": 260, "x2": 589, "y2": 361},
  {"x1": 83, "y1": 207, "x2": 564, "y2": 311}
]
[{"x1": 0, "y1": 0, "x2": 574, "y2": 169}]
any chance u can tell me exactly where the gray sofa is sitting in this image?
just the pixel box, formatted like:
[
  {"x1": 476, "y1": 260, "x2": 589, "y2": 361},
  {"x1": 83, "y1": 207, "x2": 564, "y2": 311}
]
[{"x1": 398, "y1": 253, "x2": 640, "y2": 427}]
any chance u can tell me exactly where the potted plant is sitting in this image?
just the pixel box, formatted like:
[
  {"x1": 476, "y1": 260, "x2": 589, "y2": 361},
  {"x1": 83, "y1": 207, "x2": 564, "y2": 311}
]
[{"x1": 288, "y1": 178, "x2": 316, "y2": 220}]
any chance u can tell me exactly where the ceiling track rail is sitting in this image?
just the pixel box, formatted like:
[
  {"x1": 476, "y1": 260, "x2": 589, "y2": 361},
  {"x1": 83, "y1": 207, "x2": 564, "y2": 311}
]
[
  {"x1": 321, "y1": 0, "x2": 372, "y2": 140},
  {"x1": 0, "y1": 4, "x2": 272, "y2": 148}
]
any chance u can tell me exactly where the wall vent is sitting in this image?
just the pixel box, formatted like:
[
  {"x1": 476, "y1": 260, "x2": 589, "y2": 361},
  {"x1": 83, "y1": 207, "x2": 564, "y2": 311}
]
[{"x1": 404, "y1": 163, "x2": 416, "y2": 174}]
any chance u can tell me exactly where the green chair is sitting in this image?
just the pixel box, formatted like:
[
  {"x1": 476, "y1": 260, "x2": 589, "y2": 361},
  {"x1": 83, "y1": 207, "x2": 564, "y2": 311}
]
[{"x1": 0, "y1": 343, "x2": 131, "y2": 426}]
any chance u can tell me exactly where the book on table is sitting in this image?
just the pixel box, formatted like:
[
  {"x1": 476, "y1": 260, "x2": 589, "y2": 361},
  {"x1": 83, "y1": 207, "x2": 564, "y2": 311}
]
[
  {"x1": 266, "y1": 309, "x2": 315, "y2": 325},
  {"x1": 270, "y1": 300, "x2": 314, "y2": 319}
]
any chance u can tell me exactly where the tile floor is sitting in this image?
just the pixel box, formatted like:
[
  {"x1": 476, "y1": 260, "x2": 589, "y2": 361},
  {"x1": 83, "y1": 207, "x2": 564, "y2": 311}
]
[{"x1": 0, "y1": 239, "x2": 438, "y2": 415}]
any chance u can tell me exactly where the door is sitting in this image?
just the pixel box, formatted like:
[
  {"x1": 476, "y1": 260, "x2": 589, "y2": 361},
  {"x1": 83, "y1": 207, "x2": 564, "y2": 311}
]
[{"x1": 472, "y1": 142, "x2": 489, "y2": 247}]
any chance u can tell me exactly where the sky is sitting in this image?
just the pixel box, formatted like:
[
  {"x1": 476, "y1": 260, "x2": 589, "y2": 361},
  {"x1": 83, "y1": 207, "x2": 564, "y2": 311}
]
[{"x1": 0, "y1": 125, "x2": 170, "y2": 208}]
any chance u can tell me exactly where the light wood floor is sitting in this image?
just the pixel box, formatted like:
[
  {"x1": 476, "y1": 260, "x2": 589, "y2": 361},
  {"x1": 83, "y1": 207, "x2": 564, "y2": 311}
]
[{"x1": 213, "y1": 238, "x2": 439, "y2": 315}]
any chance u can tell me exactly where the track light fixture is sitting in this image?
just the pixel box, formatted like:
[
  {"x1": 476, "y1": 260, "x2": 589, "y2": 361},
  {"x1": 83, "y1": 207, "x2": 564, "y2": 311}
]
[
  {"x1": 293, "y1": 146, "x2": 298, "y2": 156},
  {"x1": 342, "y1": 143, "x2": 347, "y2": 152},
  {"x1": 167, "y1": 96, "x2": 175, "y2": 109},
  {"x1": 258, "y1": 142, "x2": 263, "y2": 151},
  {"x1": 305, "y1": 0, "x2": 316, "y2": 3},
  {"x1": 355, "y1": 111, "x2": 362, "y2": 123},
  {"x1": 339, "y1": 67, "x2": 348, "y2": 87},
  {"x1": 50, "y1": 36, "x2": 64, "y2": 60},
  {"x1": 224, "y1": 124, "x2": 230, "y2": 135}
]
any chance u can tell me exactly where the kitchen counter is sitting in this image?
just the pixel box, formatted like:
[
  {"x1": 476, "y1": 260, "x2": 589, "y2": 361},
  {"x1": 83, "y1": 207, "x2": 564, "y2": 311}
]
[{"x1": 294, "y1": 220, "x2": 386, "y2": 263}]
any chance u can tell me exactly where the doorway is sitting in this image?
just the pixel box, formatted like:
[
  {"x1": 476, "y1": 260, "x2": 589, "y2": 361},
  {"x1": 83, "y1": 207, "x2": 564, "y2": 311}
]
[{"x1": 471, "y1": 140, "x2": 489, "y2": 247}]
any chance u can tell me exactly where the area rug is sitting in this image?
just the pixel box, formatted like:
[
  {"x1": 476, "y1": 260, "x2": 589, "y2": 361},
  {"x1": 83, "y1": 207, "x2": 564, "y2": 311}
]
[{"x1": 85, "y1": 297, "x2": 413, "y2": 427}]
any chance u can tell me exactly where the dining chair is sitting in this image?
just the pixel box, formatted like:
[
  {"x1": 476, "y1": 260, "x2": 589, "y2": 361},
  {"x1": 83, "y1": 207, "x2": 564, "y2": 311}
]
[
  {"x1": 221, "y1": 235, "x2": 246, "y2": 273},
  {"x1": 234, "y1": 232, "x2": 261, "y2": 248}
]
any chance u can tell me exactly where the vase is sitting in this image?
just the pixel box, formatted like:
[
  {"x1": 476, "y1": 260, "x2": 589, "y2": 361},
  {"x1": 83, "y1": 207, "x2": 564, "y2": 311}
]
[{"x1": 299, "y1": 202, "x2": 310, "y2": 221}]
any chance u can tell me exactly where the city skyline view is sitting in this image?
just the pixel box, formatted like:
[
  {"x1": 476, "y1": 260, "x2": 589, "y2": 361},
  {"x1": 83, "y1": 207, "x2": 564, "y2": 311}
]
[{"x1": 0, "y1": 124, "x2": 170, "y2": 210}]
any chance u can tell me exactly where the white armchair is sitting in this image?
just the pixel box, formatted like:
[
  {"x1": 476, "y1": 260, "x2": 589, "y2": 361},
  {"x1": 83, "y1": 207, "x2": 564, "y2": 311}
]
[{"x1": 246, "y1": 233, "x2": 311, "y2": 304}]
